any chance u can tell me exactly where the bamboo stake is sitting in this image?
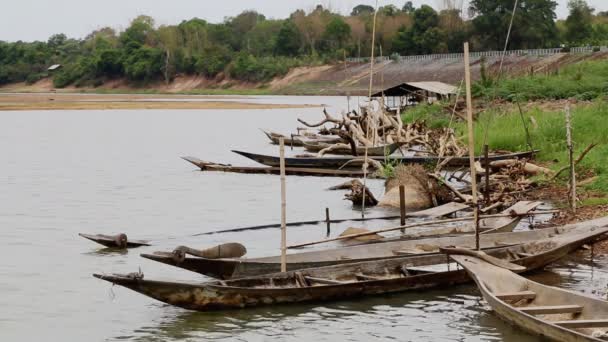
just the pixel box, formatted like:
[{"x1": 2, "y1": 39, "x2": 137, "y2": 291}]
[
  {"x1": 484, "y1": 144, "x2": 490, "y2": 207},
  {"x1": 464, "y1": 42, "x2": 481, "y2": 251},
  {"x1": 362, "y1": 0, "x2": 379, "y2": 219},
  {"x1": 565, "y1": 105, "x2": 576, "y2": 213},
  {"x1": 325, "y1": 207, "x2": 331, "y2": 237},
  {"x1": 399, "y1": 185, "x2": 406, "y2": 229},
  {"x1": 286, "y1": 210, "x2": 560, "y2": 249},
  {"x1": 279, "y1": 137, "x2": 287, "y2": 272}
]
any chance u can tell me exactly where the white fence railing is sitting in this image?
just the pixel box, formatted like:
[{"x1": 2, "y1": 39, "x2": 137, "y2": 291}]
[{"x1": 346, "y1": 46, "x2": 607, "y2": 63}]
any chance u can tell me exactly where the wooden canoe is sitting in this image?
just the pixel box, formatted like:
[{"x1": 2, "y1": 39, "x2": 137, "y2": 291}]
[
  {"x1": 453, "y1": 249, "x2": 608, "y2": 341},
  {"x1": 95, "y1": 224, "x2": 608, "y2": 312},
  {"x1": 182, "y1": 156, "x2": 367, "y2": 178},
  {"x1": 79, "y1": 233, "x2": 150, "y2": 248},
  {"x1": 233, "y1": 150, "x2": 539, "y2": 169},
  {"x1": 263, "y1": 131, "x2": 344, "y2": 147},
  {"x1": 394, "y1": 201, "x2": 542, "y2": 240},
  {"x1": 263, "y1": 131, "x2": 304, "y2": 146},
  {"x1": 140, "y1": 216, "x2": 608, "y2": 279},
  {"x1": 302, "y1": 141, "x2": 401, "y2": 156}
]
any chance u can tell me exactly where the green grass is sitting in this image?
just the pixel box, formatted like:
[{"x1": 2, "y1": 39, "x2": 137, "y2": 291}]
[
  {"x1": 402, "y1": 100, "x2": 608, "y2": 194},
  {"x1": 474, "y1": 59, "x2": 608, "y2": 101}
]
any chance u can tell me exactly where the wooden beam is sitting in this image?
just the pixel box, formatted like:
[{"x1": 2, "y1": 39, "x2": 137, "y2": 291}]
[
  {"x1": 496, "y1": 291, "x2": 536, "y2": 301},
  {"x1": 304, "y1": 276, "x2": 346, "y2": 285},
  {"x1": 355, "y1": 273, "x2": 383, "y2": 281},
  {"x1": 519, "y1": 305, "x2": 583, "y2": 315},
  {"x1": 554, "y1": 319, "x2": 608, "y2": 328}
]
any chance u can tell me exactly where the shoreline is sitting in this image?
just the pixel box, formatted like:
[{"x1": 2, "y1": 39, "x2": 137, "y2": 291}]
[{"x1": 0, "y1": 93, "x2": 320, "y2": 111}]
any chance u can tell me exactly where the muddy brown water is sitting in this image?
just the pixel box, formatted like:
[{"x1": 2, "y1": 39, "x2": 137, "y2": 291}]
[{"x1": 0, "y1": 96, "x2": 601, "y2": 341}]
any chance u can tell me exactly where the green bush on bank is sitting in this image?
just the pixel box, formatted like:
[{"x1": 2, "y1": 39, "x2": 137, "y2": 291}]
[
  {"x1": 402, "y1": 101, "x2": 608, "y2": 194},
  {"x1": 473, "y1": 59, "x2": 608, "y2": 101}
]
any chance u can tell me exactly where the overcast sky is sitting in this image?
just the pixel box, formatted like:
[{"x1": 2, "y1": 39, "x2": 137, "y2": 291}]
[{"x1": 1, "y1": 0, "x2": 606, "y2": 42}]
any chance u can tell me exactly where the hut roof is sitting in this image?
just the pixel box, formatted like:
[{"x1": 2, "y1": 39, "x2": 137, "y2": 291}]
[{"x1": 372, "y1": 81, "x2": 458, "y2": 97}]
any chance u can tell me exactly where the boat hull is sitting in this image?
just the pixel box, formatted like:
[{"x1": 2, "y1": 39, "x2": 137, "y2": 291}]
[
  {"x1": 233, "y1": 150, "x2": 539, "y2": 169},
  {"x1": 97, "y1": 224, "x2": 608, "y2": 311},
  {"x1": 141, "y1": 216, "x2": 608, "y2": 279}
]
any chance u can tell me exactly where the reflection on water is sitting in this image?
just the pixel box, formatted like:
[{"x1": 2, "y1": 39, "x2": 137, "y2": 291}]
[
  {"x1": 121, "y1": 288, "x2": 537, "y2": 342},
  {"x1": 0, "y1": 95, "x2": 604, "y2": 342}
]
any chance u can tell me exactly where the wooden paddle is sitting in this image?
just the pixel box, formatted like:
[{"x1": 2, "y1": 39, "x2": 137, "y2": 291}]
[
  {"x1": 440, "y1": 247, "x2": 526, "y2": 272},
  {"x1": 173, "y1": 243, "x2": 247, "y2": 260}
]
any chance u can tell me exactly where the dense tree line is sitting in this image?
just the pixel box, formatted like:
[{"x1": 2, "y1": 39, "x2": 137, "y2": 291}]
[{"x1": 1, "y1": 0, "x2": 607, "y2": 88}]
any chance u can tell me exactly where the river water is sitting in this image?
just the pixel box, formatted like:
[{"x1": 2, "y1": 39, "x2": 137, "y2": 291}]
[{"x1": 0, "y1": 96, "x2": 605, "y2": 341}]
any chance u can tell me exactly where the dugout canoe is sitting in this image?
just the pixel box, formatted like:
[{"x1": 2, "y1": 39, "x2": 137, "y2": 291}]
[
  {"x1": 453, "y1": 250, "x2": 608, "y2": 341},
  {"x1": 140, "y1": 216, "x2": 608, "y2": 280},
  {"x1": 95, "y1": 224, "x2": 608, "y2": 312},
  {"x1": 263, "y1": 131, "x2": 343, "y2": 146},
  {"x1": 394, "y1": 201, "x2": 542, "y2": 241},
  {"x1": 233, "y1": 149, "x2": 539, "y2": 169},
  {"x1": 301, "y1": 141, "x2": 401, "y2": 156},
  {"x1": 79, "y1": 233, "x2": 150, "y2": 248},
  {"x1": 182, "y1": 156, "x2": 367, "y2": 178}
]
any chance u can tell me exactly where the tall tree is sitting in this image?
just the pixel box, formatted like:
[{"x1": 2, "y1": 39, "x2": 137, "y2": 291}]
[
  {"x1": 324, "y1": 17, "x2": 351, "y2": 49},
  {"x1": 469, "y1": 0, "x2": 558, "y2": 50},
  {"x1": 565, "y1": 0, "x2": 594, "y2": 44},
  {"x1": 351, "y1": 4, "x2": 374, "y2": 16},
  {"x1": 275, "y1": 20, "x2": 302, "y2": 56}
]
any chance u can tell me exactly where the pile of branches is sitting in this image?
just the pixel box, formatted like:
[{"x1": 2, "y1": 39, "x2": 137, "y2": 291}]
[
  {"x1": 297, "y1": 101, "x2": 465, "y2": 157},
  {"x1": 478, "y1": 158, "x2": 551, "y2": 206}
]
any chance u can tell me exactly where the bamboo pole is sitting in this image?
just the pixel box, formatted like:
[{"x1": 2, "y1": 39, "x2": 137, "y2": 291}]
[
  {"x1": 484, "y1": 144, "x2": 490, "y2": 207},
  {"x1": 565, "y1": 105, "x2": 576, "y2": 213},
  {"x1": 361, "y1": 0, "x2": 379, "y2": 219},
  {"x1": 286, "y1": 210, "x2": 559, "y2": 249},
  {"x1": 464, "y1": 42, "x2": 481, "y2": 251},
  {"x1": 279, "y1": 137, "x2": 287, "y2": 272},
  {"x1": 325, "y1": 207, "x2": 331, "y2": 237},
  {"x1": 399, "y1": 185, "x2": 406, "y2": 229}
]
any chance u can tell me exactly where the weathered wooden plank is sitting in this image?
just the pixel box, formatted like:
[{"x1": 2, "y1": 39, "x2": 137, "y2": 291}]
[
  {"x1": 304, "y1": 276, "x2": 347, "y2": 285},
  {"x1": 355, "y1": 273, "x2": 383, "y2": 281},
  {"x1": 496, "y1": 291, "x2": 536, "y2": 301},
  {"x1": 408, "y1": 202, "x2": 470, "y2": 218},
  {"x1": 554, "y1": 319, "x2": 608, "y2": 328},
  {"x1": 519, "y1": 305, "x2": 583, "y2": 315}
]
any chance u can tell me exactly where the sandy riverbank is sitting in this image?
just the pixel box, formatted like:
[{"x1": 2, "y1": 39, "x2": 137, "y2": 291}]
[{"x1": 0, "y1": 93, "x2": 317, "y2": 111}]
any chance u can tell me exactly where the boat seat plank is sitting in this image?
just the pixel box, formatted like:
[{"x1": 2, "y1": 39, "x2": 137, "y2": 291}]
[
  {"x1": 393, "y1": 249, "x2": 419, "y2": 255},
  {"x1": 304, "y1": 276, "x2": 347, "y2": 285},
  {"x1": 554, "y1": 319, "x2": 608, "y2": 328},
  {"x1": 294, "y1": 272, "x2": 309, "y2": 287},
  {"x1": 355, "y1": 273, "x2": 383, "y2": 281},
  {"x1": 496, "y1": 291, "x2": 536, "y2": 301},
  {"x1": 519, "y1": 305, "x2": 583, "y2": 315},
  {"x1": 408, "y1": 202, "x2": 470, "y2": 218},
  {"x1": 517, "y1": 252, "x2": 534, "y2": 258}
]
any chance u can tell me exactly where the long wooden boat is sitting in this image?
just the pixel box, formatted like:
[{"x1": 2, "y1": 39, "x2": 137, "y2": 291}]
[
  {"x1": 263, "y1": 131, "x2": 304, "y2": 146},
  {"x1": 453, "y1": 250, "x2": 608, "y2": 341},
  {"x1": 263, "y1": 131, "x2": 344, "y2": 147},
  {"x1": 233, "y1": 150, "x2": 539, "y2": 169},
  {"x1": 140, "y1": 216, "x2": 608, "y2": 280},
  {"x1": 395, "y1": 201, "x2": 542, "y2": 240},
  {"x1": 79, "y1": 233, "x2": 150, "y2": 248},
  {"x1": 302, "y1": 141, "x2": 401, "y2": 156},
  {"x1": 95, "y1": 224, "x2": 608, "y2": 312},
  {"x1": 182, "y1": 157, "x2": 367, "y2": 178}
]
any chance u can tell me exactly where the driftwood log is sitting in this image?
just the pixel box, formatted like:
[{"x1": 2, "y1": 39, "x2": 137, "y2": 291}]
[{"x1": 329, "y1": 179, "x2": 379, "y2": 207}]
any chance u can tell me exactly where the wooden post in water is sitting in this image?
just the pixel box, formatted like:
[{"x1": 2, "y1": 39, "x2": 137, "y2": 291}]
[
  {"x1": 325, "y1": 207, "x2": 331, "y2": 237},
  {"x1": 464, "y1": 42, "x2": 480, "y2": 251},
  {"x1": 565, "y1": 105, "x2": 576, "y2": 213},
  {"x1": 399, "y1": 185, "x2": 406, "y2": 232},
  {"x1": 484, "y1": 144, "x2": 490, "y2": 207},
  {"x1": 279, "y1": 137, "x2": 287, "y2": 272}
]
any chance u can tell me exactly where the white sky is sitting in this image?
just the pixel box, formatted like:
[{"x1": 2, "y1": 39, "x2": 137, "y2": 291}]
[{"x1": 1, "y1": 0, "x2": 606, "y2": 42}]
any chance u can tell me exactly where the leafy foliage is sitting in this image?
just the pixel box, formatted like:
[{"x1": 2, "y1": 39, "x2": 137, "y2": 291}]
[{"x1": 2, "y1": 1, "x2": 608, "y2": 88}]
